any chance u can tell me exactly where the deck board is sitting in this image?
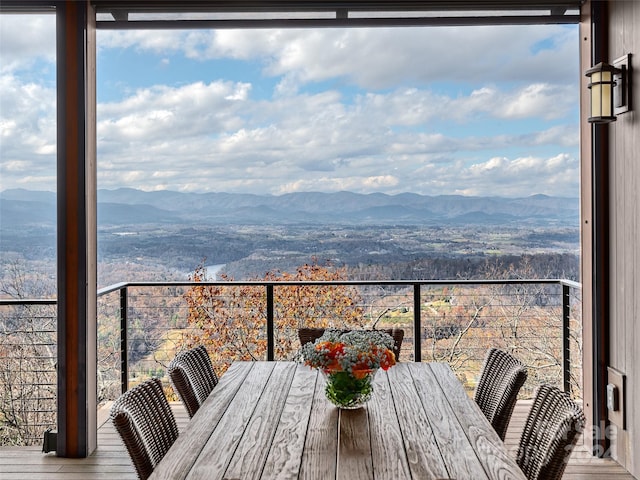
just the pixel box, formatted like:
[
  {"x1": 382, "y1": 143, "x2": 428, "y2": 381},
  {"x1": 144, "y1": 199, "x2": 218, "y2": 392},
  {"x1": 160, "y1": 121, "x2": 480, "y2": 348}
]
[{"x1": 0, "y1": 400, "x2": 635, "y2": 480}]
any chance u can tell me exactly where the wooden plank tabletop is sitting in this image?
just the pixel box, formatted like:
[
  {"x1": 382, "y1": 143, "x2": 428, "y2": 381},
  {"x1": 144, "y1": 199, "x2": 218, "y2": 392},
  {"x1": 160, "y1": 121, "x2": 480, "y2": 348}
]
[{"x1": 150, "y1": 361, "x2": 527, "y2": 480}]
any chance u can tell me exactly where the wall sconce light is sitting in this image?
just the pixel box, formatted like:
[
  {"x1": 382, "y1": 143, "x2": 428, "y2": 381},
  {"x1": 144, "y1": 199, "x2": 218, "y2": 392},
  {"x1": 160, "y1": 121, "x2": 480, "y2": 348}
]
[{"x1": 585, "y1": 54, "x2": 632, "y2": 124}]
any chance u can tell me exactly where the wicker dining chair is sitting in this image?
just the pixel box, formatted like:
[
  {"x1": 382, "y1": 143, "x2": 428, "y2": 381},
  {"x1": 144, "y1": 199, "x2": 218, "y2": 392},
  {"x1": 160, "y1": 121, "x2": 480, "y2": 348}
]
[
  {"x1": 517, "y1": 384, "x2": 586, "y2": 480},
  {"x1": 473, "y1": 347, "x2": 528, "y2": 440},
  {"x1": 298, "y1": 327, "x2": 405, "y2": 361},
  {"x1": 110, "y1": 377, "x2": 179, "y2": 480},
  {"x1": 167, "y1": 345, "x2": 219, "y2": 418}
]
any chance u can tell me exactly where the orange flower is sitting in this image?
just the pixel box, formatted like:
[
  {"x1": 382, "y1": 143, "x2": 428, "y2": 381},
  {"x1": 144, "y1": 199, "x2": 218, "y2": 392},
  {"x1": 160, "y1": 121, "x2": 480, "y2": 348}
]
[
  {"x1": 380, "y1": 349, "x2": 396, "y2": 370},
  {"x1": 325, "y1": 358, "x2": 341, "y2": 372},
  {"x1": 301, "y1": 329, "x2": 397, "y2": 376},
  {"x1": 352, "y1": 367, "x2": 373, "y2": 379},
  {"x1": 315, "y1": 341, "x2": 332, "y2": 352}
]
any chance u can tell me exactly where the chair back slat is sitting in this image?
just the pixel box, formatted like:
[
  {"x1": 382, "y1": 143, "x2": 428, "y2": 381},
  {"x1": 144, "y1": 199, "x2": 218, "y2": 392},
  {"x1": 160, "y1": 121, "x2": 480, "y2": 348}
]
[
  {"x1": 168, "y1": 345, "x2": 218, "y2": 417},
  {"x1": 474, "y1": 347, "x2": 528, "y2": 440},
  {"x1": 517, "y1": 383, "x2": 585, "y2": 480},
  {"x1": 110, "y1": 377, "x2": 179, "y2": 480}
]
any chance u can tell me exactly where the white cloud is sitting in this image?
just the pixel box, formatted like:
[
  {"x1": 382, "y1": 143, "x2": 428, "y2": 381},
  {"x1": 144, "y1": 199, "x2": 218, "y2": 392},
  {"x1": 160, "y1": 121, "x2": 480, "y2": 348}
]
[
  {"x1": 97, "y1": 24, "x2": 577, "y2": 89},
  {"x1": 0, "y1": 14, "x2": 56, "y2": 73},
  {"x1": 275, "y1": 174, "x2": 400, "y2": 195},
  {"x1": 447, "y1": 153, "x2": 579, "y2": 196},
  {"x1": 529, "y1": 125, "x2": 578, "y2": 147},
  {"x1": 98, "y1": 29, "x2": 186, "y2": 54},
  {"x1": 1, "y1": 72, "x2": 579, "y2": 195},
  {"x1": 97, "y1": 81, "x2": 251, "y2": 146},
  {"x1": 501, "y1": 83, "x2": 574, "y2": 120},
  {"x1": 448, "y1": 83, "x2": 576, "y2": 121},
  {"x1": 1, "y1": 17, "x2": 579, "y2": 198},
  {"x1": 0, "y1": 73, "x2": 56, "y2": 191}
]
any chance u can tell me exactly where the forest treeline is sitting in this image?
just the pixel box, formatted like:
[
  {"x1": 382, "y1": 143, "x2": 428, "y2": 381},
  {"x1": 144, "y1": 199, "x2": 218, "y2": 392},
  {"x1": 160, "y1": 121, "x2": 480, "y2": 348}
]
[
  {"x1": 0, "y1": 251, "x2": 579, "y2": 294},
  {"x1": 221, "y1": 252, "x2": 579, "y2": 285},
  {"x1": 346, "y1": 253, "x2": 579, "y2": 282}
]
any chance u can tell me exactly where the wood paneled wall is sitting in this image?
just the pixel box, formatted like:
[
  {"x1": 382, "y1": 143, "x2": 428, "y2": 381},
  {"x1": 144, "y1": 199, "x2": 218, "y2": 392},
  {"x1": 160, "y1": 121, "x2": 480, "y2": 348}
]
[{"x1": 607, "y1": 0, "x2": 639, "y2": 476}]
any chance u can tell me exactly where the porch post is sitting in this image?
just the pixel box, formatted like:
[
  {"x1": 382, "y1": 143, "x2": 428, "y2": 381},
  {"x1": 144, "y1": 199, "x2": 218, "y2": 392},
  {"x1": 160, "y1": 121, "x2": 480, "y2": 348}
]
[
  {"x1": 589, "y1": 0, "x2": 611, "y2": 458},
  {"x1": 580, "y1": 0, "x2": 610, "y2": 458},
  {"x1": 56, "y1": 0, "x2": 97, "y2": 457}
]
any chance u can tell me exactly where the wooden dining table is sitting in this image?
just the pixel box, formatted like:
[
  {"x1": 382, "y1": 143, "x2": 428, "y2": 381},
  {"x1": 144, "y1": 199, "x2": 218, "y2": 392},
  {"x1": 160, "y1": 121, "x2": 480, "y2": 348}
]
[{"x1": 150, "y1": 361, "x2": 527, "y2": 480}]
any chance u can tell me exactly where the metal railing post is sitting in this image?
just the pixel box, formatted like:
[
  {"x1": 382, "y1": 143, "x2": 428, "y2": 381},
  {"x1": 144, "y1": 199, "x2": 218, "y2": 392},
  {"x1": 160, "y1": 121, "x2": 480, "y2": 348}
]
[
  {"x1": 562, "y1": 283, "x2": 571, "y2": 393},
  {"x1": 120, "y1": 286, "x2": 128, "y2": 393},
  {"x1": 266, "y1": 284, "x2": 274, "y2": 361},
  {"x1": 413, "y1": 284, "x2": 421, "y2": 362}
]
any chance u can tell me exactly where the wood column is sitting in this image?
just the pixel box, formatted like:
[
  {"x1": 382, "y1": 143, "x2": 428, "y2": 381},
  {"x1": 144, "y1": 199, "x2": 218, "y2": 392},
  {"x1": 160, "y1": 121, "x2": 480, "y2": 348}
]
[
  {"x1": 583, "y1": 0, "x2": 610, "y2": 458},
  {"x1": 56, "y1": 0, "x2": 97, "y2": 457},
  {"x1": 579, "y1": 0, "x2": 594, "y2": 455}
]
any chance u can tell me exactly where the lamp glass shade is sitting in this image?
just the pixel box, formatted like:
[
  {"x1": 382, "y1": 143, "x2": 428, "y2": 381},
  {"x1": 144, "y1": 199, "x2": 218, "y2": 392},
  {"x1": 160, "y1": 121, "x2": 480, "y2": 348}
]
[{"x1": 586, "y1": 63, "x2": 617, "y2": 123}]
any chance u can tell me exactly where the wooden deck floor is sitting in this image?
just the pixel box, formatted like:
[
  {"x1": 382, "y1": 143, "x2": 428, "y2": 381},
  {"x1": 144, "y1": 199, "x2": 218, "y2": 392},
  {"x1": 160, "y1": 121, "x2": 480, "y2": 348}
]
[{"x1": 0, "y1": 401, "x2": 635, "y2": 480}]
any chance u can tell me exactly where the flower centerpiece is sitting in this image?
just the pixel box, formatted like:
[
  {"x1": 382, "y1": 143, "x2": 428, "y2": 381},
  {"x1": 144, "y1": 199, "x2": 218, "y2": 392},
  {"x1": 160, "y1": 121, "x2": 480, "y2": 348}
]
[{"x1": 301, "y1": 329, "x2": 397, "y2": 409}]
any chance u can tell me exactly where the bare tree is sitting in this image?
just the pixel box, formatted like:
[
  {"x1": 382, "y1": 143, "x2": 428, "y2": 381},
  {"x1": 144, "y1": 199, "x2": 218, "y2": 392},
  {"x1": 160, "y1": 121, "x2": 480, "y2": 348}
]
[{"x1": 0, "y1": 258, "x2": 57, "y2": 446}]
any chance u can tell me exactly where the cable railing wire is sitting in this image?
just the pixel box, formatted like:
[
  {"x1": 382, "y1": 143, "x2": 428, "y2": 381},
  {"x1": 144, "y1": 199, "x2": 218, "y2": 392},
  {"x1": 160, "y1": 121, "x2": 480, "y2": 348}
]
[{"x1": 0, "y1": 278, "x2": 581, "y2": 446}]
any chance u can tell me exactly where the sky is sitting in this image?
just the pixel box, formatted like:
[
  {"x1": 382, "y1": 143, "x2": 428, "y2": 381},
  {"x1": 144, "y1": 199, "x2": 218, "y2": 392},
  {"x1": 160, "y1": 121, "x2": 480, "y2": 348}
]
[{"x1": 0, "y1": 14, "x2": 580, "y2": 198}]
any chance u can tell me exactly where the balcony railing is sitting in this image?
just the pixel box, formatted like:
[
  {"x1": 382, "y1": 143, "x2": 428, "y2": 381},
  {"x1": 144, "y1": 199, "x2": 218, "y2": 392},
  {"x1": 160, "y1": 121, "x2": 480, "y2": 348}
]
[
  {"x1": 0, "y1": 278, "x2": 582, "y2": 446},
  {"x1": 0, "y1": 299, "x2": 57, "y2": 446}
]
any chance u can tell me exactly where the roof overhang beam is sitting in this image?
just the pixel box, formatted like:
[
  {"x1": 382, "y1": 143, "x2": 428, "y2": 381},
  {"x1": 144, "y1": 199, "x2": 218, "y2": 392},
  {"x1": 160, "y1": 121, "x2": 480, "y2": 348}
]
[
  {"x1": 0, "y1": 1, "x2": 583, "y2": 26},
  {"x1": 91, "y1": 0, "x2": 582, "y2": 28}
]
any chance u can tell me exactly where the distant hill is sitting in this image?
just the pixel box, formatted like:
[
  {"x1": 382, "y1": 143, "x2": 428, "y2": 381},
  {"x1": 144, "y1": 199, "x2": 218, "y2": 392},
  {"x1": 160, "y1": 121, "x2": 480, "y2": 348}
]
[{"x1": 0, "y1": 188, "x2": 579, "y2": 227}]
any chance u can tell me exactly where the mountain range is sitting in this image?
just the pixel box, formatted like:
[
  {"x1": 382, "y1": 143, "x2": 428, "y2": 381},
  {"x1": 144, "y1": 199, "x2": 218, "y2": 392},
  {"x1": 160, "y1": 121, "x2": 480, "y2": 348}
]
[{"x1": 0, "y1": 188, "x2": 579, "y2": 227}]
